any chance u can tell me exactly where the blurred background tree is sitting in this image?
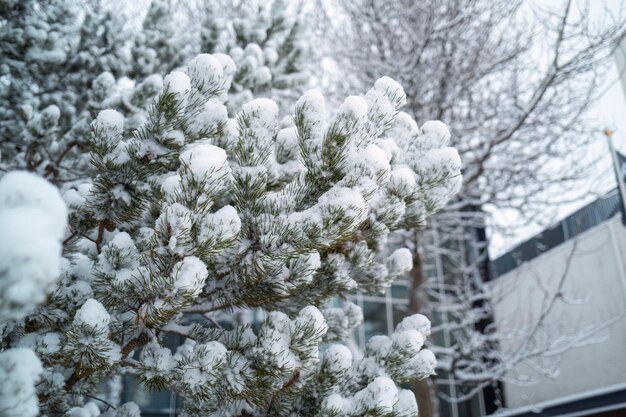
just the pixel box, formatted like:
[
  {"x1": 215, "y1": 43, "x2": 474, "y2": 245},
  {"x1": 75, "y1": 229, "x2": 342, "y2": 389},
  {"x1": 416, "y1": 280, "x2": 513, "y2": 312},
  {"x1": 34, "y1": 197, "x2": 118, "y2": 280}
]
[{"x1": 321, "y1": 0, "x2": 626, "y2": 415}]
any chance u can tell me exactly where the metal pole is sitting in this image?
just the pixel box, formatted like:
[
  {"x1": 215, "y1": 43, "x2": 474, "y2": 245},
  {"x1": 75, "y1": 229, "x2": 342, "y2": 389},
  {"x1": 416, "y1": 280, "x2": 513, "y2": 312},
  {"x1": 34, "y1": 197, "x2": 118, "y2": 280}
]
[{"x1": 604, "y1": 128, "x2": 626, "y2": 222}]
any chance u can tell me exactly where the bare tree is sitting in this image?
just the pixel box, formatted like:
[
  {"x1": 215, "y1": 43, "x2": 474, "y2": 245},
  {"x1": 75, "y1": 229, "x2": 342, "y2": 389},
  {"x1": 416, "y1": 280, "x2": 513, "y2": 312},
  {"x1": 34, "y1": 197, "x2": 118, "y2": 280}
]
[{"x1": 324, "y1": 0, "x2": 626, "y2": 414}]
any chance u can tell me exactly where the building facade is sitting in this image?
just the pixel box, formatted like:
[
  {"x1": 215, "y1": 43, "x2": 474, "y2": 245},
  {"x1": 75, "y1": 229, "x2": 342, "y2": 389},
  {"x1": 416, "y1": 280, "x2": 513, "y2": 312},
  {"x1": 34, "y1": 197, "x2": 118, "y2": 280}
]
[{"x1": 488, "y1": 190, "x2": 626, "y2": 416}]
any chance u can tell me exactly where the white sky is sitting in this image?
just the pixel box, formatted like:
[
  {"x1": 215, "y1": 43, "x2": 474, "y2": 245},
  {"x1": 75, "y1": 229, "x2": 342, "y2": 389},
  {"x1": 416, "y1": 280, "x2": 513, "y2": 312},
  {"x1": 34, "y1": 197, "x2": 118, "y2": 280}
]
[{"x1": 488, "y1": 0, "x2": 626, "y2": 257}]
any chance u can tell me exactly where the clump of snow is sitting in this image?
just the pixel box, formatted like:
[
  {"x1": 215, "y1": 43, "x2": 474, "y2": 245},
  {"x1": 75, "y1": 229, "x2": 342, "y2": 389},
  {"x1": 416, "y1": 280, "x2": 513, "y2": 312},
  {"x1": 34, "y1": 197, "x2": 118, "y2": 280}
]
[
  {"x1": 0, "y1": 348, "x2": 43, "y2": 417},
  {"x1": 295, "y1": 306, "x2": 328, "y2": 336},
  {"x1": 18, "y1": 332, "x2": 61, "y2": 355},
  {"x1": 396, "y1": 314, "x2": 431, "y2": 337},
  {"x1": 187, "y1": 100, "x2": 228, "y2": 136},
  {"x1": 74, "y1": 298, "x2": 111, "y2": 330},
  {"x1": 142, "y1": 342, "x2": 174, "y2": 379},
  {"x1": 366, "y1": 335, "x2": 393, "y2": 357},
  {"x1": 421, "y1": 120, "x2": 451, "y2": 147},
  {"x1": 0, "y1": 171, "x2": 67, "y2": 239},
  {"x1": 318, "y1": 187, "x2": 368, "y2": 228},
  {"x1": 0, "y1": 172, "x2": 67, "y2": 321},
  {"x1": 361, "y1": 144, "x2": 391, "y2": 174},
  {"x1": 200, "y1": 205, "x2": 241, "y2": 243},
  {"x1": 214, "y1": 53, "x2": 236, "y2": 82},
  {"x1": 94, "y1": 109, "x2": 124, "y2": 134},
  {"x1": 322, "y1": 393, "x2": 353, "y2": 415},
  {"x1": 187, "y1": 53, "x2": 224, "y2": 91},
  {"x1": 354, "y1": 376, "x2": 398, "y2": 414},
  {"x1": 392, "y1": 329, "x2": 425, "y2": 354},
  {"x1": 389, "y1": 165, "x2": 416, "y2": 198},
  {"x1": 241, "y1": 98, "x2": 279, "y2": 123},
  {"x1": 164, "y1": 71, "x2": 191, "y2": 96},
  {"x1": 338, "y1": 96, "x2": 368, "y2": 123},
  {"x1": 296, "y1": 89, "x2": 326, "y2": 143},
  {"x1": 394, "y1": 389, "x2": 418, "y2": 416},
  {"x1": 387, "y1": 248, "x2": 413, "y2": 273},
  {"x1": 179, "y1": 143, "x2": 228, "y2": 178},
  {"x1": 157, "y1": 203, "x2": 192, "y2": 254},
  {"x1": 373, "y1": 76, "x2": 407, "y2": 109},
  {"x1": 111, "y1": 402, "x2": 141, "y2": 417},
  {"x1": 323, "y1": 344, "x2": 353, "y2": 372},
  {"x1": 171, "y1": 256, "x2": 208, "y2": 296}
]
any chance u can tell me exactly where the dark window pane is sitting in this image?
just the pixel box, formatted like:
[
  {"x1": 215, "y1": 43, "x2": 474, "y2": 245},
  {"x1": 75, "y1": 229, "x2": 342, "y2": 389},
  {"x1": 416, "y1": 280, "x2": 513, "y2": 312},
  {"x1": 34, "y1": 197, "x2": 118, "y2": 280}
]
[
  {"x1": 391, "y1": 303, "x2": 409, "y2": 329},
  {"x1": 362, "y1": 301, "x2": 387, "y2": 340},
  {"x1": 123, "y1": 377, "x2": 174, "y2": 412},
  {"x1": 391, "y1": 283, "x2": 408, "y2": 299}
]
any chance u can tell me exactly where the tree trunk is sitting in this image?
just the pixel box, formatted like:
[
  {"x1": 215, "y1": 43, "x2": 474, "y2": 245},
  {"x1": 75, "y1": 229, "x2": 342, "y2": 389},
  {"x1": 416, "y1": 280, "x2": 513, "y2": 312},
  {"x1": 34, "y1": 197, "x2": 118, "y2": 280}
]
[{"x1": 408, "y1": 232, "x2": 437, "y2": 417}]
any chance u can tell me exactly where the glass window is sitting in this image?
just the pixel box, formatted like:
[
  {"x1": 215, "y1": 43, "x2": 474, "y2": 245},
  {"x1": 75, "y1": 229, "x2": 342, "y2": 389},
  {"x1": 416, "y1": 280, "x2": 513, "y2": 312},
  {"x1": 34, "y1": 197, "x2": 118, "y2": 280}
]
[
  {"x1": 391, "y1": 302, "x2": 409, "y2": 329},
  {"x1": 123, "y1": 377, "x2": 175, "y2": 414},
  {"x1": 362, "y1": 300, "x2": 388, "y2": 341},
  {"x1": 391, "y1": 283, "x2": 409, "y2": 299}
]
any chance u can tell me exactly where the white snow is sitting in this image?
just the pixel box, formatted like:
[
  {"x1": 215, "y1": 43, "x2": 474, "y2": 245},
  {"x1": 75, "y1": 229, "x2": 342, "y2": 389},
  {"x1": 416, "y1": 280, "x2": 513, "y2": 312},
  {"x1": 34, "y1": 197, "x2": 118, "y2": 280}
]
[
  {"x1": 322, "y1": 393, "x2": 353, "y2": 414},
  {"x1": 187, "y1": 100, "x2": 228, "y2": 136},
  {"x1": 323, "y1": 344, "x2": 353, "y2": 371},
  {"x1": 394, "y1": 389, "x2": 418, "y2": 416},
  {"x1": 297, "y1": 90, "x2": 326, "y2": 139},
  {"x1": 171, "y1": 256, "x2": 208, "y2": 296},
  {"x1": 338, "y1": 95, "x2": 368, "y2": 122},
  {"x1": 0, "y1": 171, "x2": 67, "y2": 239},
  {"x1": 74, "y1": 298, "x2": 111, "y2": 330},
  {"x1": 295, "y1": 306, "x2": 328, "y2": 336},
  {"x1": 181, "y1": 341, "x2": 227, "y2": 389},
  {"x1": 160, "y1": 202, "x2": 192, "y2": 252},
  {"x1": 0, "y1": 172, "x2": 67, "y2": 321},
  {"x1": 317, "y1": 186, "x2": 368, "y2": 227},
  {"x1": 179, "y1": 143, "x2": 228, "y2": 178},
  {"x1": 200, "y1": 205, "x2": 241, "y2": 243},
  {"x1": 388, "y1": 248, "x2": 413, "y2": 273},
  {"x1": 187, "y1": 53, "x2": 224, "y2": 89},
  {"x1": 360, "y1": 144, "x2": 391, "y2": 174},
  {"x1": 142, "y1": 342, "x2": 174, "y2": 378},
  {"x1": 396, "y1": 314, "x2": 431, "y2": 337},
  {"x1": 94, "y1": 109, "x2": 124, "y2": 134},
  {"x1": 412, "y1": 349, "x2": 437, "y2": 377},
  {"x1": 164, "y1": 71, "x2": 191, "y2": 95},
  {"x1": 161, "y1": 173, "x2": 181, "y2": 198},
  {"x1": 214, "y1": 53, "x2": 236, "y2": 79},
  {"x1": 421, "y1": 120, "x2": 451, "y2": 146},
  {"x1": 373, "y1": 76, "x2": 407, "y2": 108},
  {"x1": 389, "y1": 166, "x2": 417, "y2": 191},
  {"x1": 241, "y1": 98, "x2": 279, "y2": 122},
  {"x1": 0, "y1": 348, "x2": 43, "y2": 417},
  {"x1": 366, "y1": 335, "x2": 393, "y2": 357},
  {"x1": 354, "y1": 376, "x2": 398, "y2": 414},
  {"x1": 413, "y1": 147, "x2": 462, "y2": 178},
  {"x1": 392, "y1": 329, "x2": 425, "y2": 353}
]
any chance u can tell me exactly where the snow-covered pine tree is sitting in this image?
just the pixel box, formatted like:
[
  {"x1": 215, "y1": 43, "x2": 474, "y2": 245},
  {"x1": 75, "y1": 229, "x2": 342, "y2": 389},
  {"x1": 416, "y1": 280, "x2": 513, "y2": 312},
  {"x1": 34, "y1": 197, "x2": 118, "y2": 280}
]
[
  {"x1": 0, "y1": 170, "x2": 68, "y2": 417},
  {"x1": 0, "y1": 51, "x2": 461, "y2": 416},
  {"x1": 1, "y1": 0, "x2": 313, "y2": 187},
  {"x1": 194, "y1": 0, "x2": 311, "y2": 114},
  {"x1": 0, "y1": 0, "x2": 134, "y2": 181}
]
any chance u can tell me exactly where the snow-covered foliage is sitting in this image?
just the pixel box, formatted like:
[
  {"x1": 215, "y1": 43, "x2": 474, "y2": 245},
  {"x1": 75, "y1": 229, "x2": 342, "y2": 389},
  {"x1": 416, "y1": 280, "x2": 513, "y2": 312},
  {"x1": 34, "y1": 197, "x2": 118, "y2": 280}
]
[
  {"x1": 0, "y1": 172, "x2": 67, "y2": 322},
  {"x1": 329, "y1": 0, "x2": 626, "y2": 409},
  {"x1": 0, "y1": 172, "x2": 64, "y2": 417},
  {"x1": 0, "y1": 0, "x2": 311, "y2": 183},
  {"x1": 195, "y1": 0, "x2": 311, "y2": 114},
  {"x1": 0, "y1": 47, "x2": 461, "y2": 415},
  {"x1": 0, "y1": 348, "x2": 44, "y2": 417},
  {"x1": 0, "y1": 0, "x2": 131, "y2": 180}
]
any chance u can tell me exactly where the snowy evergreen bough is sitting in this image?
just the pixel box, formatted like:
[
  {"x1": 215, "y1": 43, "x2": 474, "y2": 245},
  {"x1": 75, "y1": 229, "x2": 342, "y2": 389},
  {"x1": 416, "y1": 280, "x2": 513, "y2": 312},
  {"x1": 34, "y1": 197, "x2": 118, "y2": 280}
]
[
  {"x1": 0, "y1": 51, "x2": 461, "y2": 416},
  {"x1": 0, "y1": 0, "x2": 311, "y2": 185}
]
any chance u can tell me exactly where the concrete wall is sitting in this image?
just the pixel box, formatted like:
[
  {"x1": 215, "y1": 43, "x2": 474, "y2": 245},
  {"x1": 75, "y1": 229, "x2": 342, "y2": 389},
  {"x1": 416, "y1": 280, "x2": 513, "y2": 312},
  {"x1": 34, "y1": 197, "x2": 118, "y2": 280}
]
[{"x1": 490, "y1": 215, "x2": 626, "y2": 409}]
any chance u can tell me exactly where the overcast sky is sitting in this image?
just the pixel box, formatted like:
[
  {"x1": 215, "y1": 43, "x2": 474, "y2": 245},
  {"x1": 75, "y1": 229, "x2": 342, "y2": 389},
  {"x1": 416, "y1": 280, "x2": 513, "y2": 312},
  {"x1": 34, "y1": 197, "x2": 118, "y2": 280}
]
[{"x1": 488, "y1": 0, "x2": 626, "y2": 257}]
